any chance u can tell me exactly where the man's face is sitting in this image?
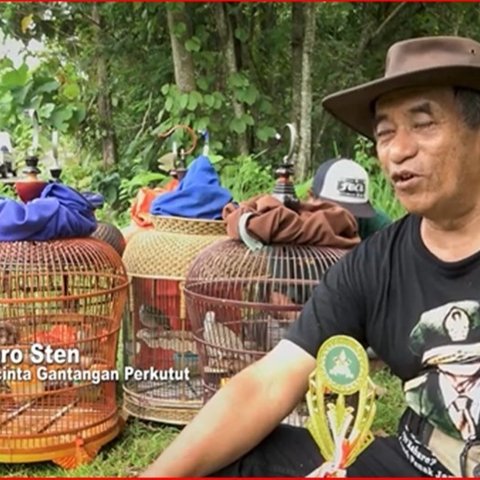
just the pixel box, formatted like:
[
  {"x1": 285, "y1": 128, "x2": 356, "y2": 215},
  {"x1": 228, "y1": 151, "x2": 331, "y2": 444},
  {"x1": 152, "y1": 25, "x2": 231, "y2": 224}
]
[{"x1": 373, "y1": 87, "x2": 480, "y2": 219}]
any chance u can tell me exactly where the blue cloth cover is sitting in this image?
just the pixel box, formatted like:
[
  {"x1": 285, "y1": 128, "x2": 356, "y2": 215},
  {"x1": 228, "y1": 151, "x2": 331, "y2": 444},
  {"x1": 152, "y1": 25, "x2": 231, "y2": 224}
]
[
  {"x1": 150, "y1": 155, "x2": 232, "y2": 220},
  {"x1": 81, "y1": 191, "x2": 105, "y2": 210},
  {"x1": 0, "y1": 183, "x2": 97, "y2": 241}
]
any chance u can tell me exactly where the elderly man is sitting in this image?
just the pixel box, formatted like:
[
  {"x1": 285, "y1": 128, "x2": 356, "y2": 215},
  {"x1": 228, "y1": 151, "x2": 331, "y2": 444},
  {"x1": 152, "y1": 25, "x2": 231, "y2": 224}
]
[{"x1": 141, "y1": 36, "x2": 480, "y2": 478}]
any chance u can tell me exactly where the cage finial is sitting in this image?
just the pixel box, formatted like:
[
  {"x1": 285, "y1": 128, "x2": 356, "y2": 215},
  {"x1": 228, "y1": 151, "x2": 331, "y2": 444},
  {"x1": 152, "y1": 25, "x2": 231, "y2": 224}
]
[
  {"x1": 272, "y1": 122, "x2": 299, "y2": 209},
  {"x1": 23, "y1": 109, "x2": 41, "y2": 178},
  {"x1": 50, "y1": 130, "x2": 62, "y2": 181},
  {"x1": 159, "y1": 125, "x2": 198, "y2": 181}
]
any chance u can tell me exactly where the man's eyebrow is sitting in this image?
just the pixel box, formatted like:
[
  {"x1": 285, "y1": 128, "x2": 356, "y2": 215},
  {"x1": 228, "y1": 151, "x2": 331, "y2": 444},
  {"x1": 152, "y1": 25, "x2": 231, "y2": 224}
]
[{"x1": 409, "y1": 101, "x2": 432, "y2": 116}]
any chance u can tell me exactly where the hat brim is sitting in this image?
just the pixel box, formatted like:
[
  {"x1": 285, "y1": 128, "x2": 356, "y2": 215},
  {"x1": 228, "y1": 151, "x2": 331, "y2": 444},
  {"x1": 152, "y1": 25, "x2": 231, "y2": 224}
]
[
  {"x1": 319, "y1": 196, "x2": 376, "y2": 218},
  {"x1": 322, "y1": 65, "x2": 480, "y2": 140}
]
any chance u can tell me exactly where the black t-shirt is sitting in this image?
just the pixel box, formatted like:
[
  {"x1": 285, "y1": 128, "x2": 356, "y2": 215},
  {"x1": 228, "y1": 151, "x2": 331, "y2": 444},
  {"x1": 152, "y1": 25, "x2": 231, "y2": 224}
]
[{"x1": 286, "y1": 212, "x2": 480, "y2": 388}]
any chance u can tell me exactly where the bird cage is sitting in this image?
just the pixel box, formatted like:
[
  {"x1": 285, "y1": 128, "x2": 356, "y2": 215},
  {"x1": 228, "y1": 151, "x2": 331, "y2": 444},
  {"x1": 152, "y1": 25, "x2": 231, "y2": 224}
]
[
  {"x1": 184, "y1": 240, "x2": 348, "y2": 422},
  {"x1": 184, "y1": 123, "x2": 359, "y2": 426},
  {"x1": 91, "y1": 222, "x2": 126, "y2": 257},
  {"x1": 122, "y1": 215, "x2": 227, "y2": 425},
  {"x1": 0, "y1": 238, "x2": 128, "y2": 468}
]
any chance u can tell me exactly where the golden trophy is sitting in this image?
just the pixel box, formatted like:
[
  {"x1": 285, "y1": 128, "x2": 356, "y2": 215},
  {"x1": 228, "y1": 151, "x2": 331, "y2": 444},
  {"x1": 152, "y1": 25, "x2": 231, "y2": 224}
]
[{"x1": 306, "y1": 335, "x2": 377, "y2": 477}]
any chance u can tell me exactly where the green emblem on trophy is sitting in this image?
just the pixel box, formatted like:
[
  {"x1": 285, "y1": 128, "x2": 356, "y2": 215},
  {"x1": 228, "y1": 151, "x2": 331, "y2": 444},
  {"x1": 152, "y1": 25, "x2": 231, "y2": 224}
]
[{"x1": 306, "y1": 335, "x2": 377, "y2": 477}]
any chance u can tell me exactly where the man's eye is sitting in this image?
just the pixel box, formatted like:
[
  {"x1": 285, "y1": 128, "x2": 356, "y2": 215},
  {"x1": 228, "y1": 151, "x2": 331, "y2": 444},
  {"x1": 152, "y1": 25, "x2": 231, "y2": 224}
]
[
  {"x1": 375, "y1": 129, "x2": 394, "y2": 139},
  {"x1": 414, "y1": 121, "x2": 434, "y2": 129}
]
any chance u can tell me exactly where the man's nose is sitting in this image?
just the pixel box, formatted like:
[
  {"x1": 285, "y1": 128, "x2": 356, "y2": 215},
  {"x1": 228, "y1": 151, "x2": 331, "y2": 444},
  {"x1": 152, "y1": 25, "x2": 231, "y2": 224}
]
[{"x1": 386, "y1": 127, "x2": 418, "y2": 165}]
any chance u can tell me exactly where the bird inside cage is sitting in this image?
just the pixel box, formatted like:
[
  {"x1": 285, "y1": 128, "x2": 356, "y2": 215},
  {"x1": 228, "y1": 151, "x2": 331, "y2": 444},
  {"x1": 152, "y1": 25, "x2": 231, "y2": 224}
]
[
  {"x1": 133, "y1": 278, "x2": 200, "y2": 372},
  {"x1": 203, "y1": 311, "x2": 252, "y2": 376}
]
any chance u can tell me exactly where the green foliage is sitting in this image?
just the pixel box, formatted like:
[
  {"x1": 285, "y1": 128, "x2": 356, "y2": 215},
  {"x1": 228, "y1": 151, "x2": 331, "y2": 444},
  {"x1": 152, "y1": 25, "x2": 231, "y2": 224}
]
[
  {"x1": 295, "y1": 178, "x2": 313, "y2": 201},
  {"x1": 0, "y1": 2, "x2": 474, "y2": 222},
  {"x1": 219, "y1": 155, "x2": 275, "y2": 202},
  {"x1": 0, "y1": 59, "x2": 86, "y2": 138},
  {"x1": 0, "y1": 183, "x2": 15, "y2": 199},
  {"x1": 372, "y1": 367, "x2": 406, "y2": 435}
]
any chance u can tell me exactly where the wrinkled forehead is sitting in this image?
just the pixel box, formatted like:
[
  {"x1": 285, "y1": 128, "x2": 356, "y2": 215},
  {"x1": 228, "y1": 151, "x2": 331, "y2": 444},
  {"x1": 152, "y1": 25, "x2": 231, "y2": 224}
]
[{"x1": 373, "y1": 86, "x2": 456, "y2": 117}]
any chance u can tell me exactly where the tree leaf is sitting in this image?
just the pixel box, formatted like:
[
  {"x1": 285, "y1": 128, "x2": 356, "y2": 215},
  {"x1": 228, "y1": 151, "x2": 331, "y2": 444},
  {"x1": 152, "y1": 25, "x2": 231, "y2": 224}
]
[
  {"x1": 21, "y1": 14, "x2": 34, "y2": 34},
  {"x1": 243, "y1": 85, "x2": 258, "y2": 106},
  {"x1": 187, "y1": 93, "x2": 198, "y2": 111},
  {"x1": 62, "y1": 83, "x2": 80, "y2": 100},
  {"x1": 179, "y1": 93, "x2": 189, "y2": 110},
  {"x1": 72, "y1": 105, "x2": 87, "y2": 125},
  {"x1": 36, "y1": 80, "x2": 59, "y2": 94},
  {"x1": 165, "y1": 96, "x2": 173, "y2": 112},
  {"x1": 2, "y1": 64, "x2": 29, "y2": 89},
  {"x1": 197, "y1": 77, "x2": 208, "y2": 91},
  {"x1": 12, "y1": 81, "x2": 33, "y2": 105},
  {"x1": 38, "y1": 102, "x2": 56, "y2": 119},
  {"x1": 256, "y1": 126, "x2": 277, "y2": 142},
  {"x1": 194, "y1": 116, "x2": 209, "y2": 131},
  {"x1": 50, "y1": 107, "x2": 73, "y2": 130},
  {"x1": 161, "y1": 83, "x2": 170, "y2": 96},
  {"x1": 185, "y1": 36, "x2": 201, "y2": 53},
  {"x1": 234, "y1": 27, "x2": 248, "y2": 43},
  {"x1": 173, "y1": 22, "x2": 187, "y2": 37},
  {"x1": 242, "y1": 113, "x2": 254, "y2": 126},
  {"x1": 230, "y1": 117, "x2": 246, "y2": 134},
  {"x1": 204, "y1": 94, "x2": 214, "y2": 108}
]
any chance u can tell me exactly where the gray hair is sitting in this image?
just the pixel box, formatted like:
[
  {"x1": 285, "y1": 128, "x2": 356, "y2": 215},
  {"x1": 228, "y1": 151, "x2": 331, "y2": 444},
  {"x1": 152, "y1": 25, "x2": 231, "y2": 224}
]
[{"x1": 454, "y1": 87, "x2": 480, "y2": 129}]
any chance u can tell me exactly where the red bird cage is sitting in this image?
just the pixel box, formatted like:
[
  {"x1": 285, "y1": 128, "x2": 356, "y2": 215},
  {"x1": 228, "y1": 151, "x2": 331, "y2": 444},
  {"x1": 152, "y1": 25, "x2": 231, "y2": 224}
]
[
  {"x1": 0, "y1": 238, "x2": 128, "y2": 468},
  {"x1": 184, "y1": 240, "x2": 349, "y2": 423},
  {"x1": 122, "y1": 215, "x2": 226, "y2": 425}
]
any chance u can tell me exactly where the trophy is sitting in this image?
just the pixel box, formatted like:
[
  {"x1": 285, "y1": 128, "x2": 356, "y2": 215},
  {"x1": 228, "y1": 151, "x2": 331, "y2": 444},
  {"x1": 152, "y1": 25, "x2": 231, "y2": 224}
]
[{"x1": 306, "y1": 335, "x2": 377, "y2": 477}]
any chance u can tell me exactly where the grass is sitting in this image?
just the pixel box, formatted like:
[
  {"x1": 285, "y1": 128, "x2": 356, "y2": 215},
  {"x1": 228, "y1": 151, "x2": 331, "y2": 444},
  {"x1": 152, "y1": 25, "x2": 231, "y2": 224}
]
[
  {"x1": 0, "y1": 418, "x2": 179, "y2": 478},
  {"x1": 371, "y1": 368, "x2": 405, "y2": 435}
]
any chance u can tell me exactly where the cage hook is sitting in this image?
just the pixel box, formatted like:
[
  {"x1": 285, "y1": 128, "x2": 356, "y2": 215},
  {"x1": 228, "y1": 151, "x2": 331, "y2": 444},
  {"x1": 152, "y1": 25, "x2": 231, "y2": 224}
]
[
  {"x1": 158, "y1": 125, "x2": 198, "y2": 180},
  {"x1": 282, "y1": 122, "x2": 297, "y2": 166}
]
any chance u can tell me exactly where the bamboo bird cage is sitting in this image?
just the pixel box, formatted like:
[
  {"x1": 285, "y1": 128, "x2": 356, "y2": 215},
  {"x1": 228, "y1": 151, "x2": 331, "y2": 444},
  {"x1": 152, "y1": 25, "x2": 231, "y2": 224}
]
[
  {"x1": 0, "y1": 238, "x2": 128, "y2": 468},
  {"x1": 121, "y1": 126, "x2": 229, "y2": 425},
  {"x1": 184, "y1": 241, "x2": 348, "y2": 423},
  {"x1": 122, "y1": 215, "x2": 227, "y2": 425},
  {"x1": 184, "y1": 124, "x2": 354, "y2": 426}
]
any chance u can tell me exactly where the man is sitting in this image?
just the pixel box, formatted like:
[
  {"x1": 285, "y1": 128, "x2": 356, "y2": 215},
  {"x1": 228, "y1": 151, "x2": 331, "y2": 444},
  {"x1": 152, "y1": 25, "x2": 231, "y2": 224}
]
[
  {"x1": 311, "y1": 158, "x2": 391, "y2": 239},
  {"x1": 141, "y1": 36, "x2": 480, "y2": 477}
]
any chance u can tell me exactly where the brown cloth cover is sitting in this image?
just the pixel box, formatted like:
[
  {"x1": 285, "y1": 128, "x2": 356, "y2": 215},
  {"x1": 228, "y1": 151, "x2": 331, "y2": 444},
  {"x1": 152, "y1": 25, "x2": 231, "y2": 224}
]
[{"x1": 222, "y1": 195, "x2": 360, "y2": 248}]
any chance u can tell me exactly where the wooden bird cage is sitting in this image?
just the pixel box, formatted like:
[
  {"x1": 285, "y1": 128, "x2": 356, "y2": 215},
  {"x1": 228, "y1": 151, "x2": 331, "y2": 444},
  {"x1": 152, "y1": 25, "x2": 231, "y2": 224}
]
[
  {"x1": 0, "y1": 238, "x2": 128, "y2": 468},
  {"x1": 121, "y1": 215, "x2": 226, "y2": 425},
  {"x1": 91, "y1": 222, "x2": 126, "y2": 257},
  {"x1": 184, "y1": 239, "x2": 349, "y2": 426}
]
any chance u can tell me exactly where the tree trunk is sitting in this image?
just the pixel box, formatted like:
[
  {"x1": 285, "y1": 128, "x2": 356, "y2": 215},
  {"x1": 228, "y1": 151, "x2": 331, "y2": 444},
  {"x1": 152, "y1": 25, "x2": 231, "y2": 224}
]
[
  {"x1": 92, "y1": 3, "x2": 117, "y2": 168},
  {"x1": 214, "y1": 3, "x2": 249, "y2": 155},
  {"x1": 291, "y1": 3, "x2": 303, "y2": 135},
  {"x1": 166, "y1": 4, "x2": 196, "y2": 92},
  {"x1": 294, "y1": 4, "x2": 316, "y2": 182}
]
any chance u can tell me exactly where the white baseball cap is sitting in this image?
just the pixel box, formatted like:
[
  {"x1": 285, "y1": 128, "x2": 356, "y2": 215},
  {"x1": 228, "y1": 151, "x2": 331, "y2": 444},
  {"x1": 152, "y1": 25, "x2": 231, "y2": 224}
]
[{"x1": 312, "y1": 158, "x2": 375, "y2": 218}]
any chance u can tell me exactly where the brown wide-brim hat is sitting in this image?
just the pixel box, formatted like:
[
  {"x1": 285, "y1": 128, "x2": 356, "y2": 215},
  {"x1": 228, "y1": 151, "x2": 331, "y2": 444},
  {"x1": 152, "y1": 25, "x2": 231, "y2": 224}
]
[{"x1": 322, "y1": 36, "x2": 480, "y2": 140}]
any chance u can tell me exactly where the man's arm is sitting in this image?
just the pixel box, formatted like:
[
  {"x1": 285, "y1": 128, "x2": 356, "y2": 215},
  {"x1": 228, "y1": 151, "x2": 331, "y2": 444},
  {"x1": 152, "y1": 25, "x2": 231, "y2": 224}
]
[{"x1": 139, "y1": 339, "x2": 315, "y2": 477}]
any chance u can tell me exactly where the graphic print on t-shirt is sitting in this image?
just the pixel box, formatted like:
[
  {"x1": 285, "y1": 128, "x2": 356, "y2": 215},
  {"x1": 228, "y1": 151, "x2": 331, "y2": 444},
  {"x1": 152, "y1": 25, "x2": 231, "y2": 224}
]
[{"x1": 404, "y1": 300, "x2": 480, "y2": 441}]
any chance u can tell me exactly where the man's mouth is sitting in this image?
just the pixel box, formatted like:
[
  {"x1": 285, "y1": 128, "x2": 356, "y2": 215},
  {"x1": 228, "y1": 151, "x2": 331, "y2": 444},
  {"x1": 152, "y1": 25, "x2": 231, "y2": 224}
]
[{"x1": 391, "y1": 171, "x2": 420, "y2": 189}]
